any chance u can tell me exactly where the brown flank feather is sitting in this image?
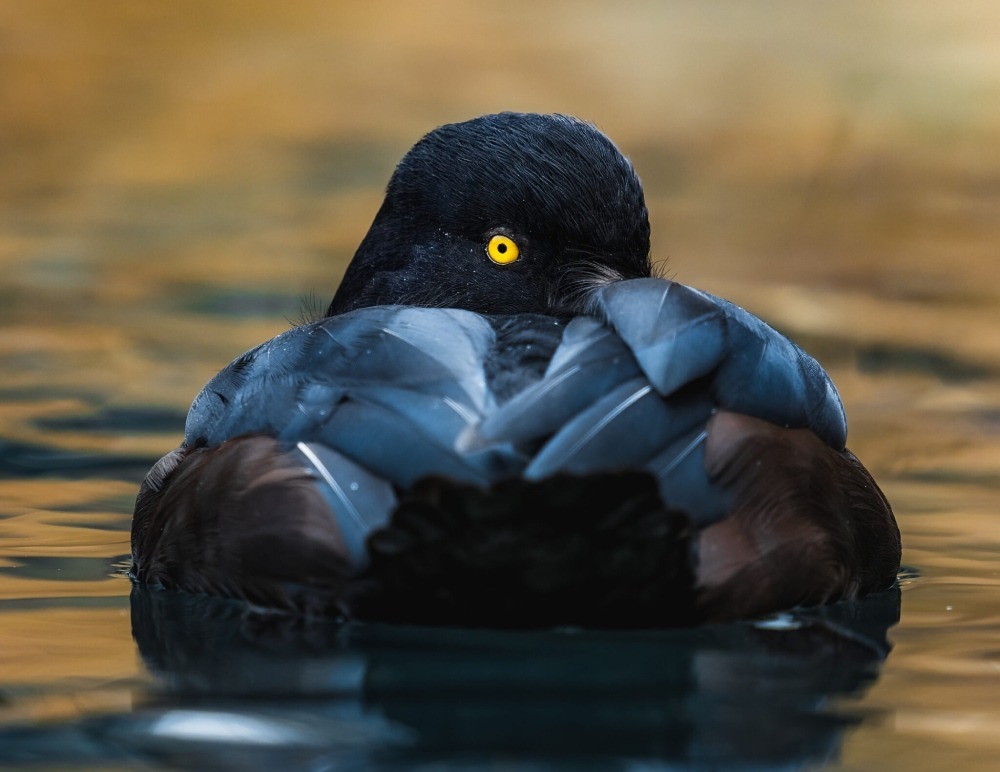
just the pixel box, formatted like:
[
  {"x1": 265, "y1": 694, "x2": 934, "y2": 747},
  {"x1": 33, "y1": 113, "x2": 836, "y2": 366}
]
[
  {"x1": 696, "y1": 411, "x2": 900, "y2": 622},
  {"x1": 131, "y1": 436, "x2": 352, "y2": 617},
  {"x1": 131, "y1": 414, "x2": 899, "y2": 626}
]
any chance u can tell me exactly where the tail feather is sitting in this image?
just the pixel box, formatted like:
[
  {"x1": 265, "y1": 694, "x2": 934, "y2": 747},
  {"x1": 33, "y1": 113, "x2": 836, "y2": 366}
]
[{"x1": 346, "y1": 472, "x2": 699, "y2": 628}]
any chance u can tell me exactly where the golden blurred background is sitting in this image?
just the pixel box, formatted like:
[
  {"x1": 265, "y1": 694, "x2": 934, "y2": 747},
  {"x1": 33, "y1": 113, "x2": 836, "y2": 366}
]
[{"x1": 1, "y1": 1, "x2": 999, "y2": 767}]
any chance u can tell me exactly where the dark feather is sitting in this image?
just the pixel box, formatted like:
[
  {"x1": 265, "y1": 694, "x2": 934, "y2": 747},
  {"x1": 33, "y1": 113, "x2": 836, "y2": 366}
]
[
  {"x1": 696, "y1": 412, "x2": 900, "y2": 622},
  {"x1": 132, "y1": 436, "x2": 353, "y2": 616},
  {"x1": 346, "y1": 472, "x2": 699, "y2": 628}
]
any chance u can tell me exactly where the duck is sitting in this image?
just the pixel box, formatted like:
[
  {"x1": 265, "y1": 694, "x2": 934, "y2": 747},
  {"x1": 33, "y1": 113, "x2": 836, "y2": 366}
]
[{"x1": 130, "y1": 112, "x2": 900, "y2": 628}]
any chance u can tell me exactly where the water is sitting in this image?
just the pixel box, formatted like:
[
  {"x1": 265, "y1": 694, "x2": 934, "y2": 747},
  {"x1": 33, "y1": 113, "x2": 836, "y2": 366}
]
[{"x1": 1, "y1": 2, "x2": 998, "y2": 768}]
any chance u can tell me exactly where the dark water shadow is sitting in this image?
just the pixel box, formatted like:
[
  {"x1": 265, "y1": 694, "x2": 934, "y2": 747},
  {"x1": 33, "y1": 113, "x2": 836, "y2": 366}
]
[
  {"x1": 0, "y1": 438, "x2": 162, "y2": 482},
  {"x1": 35, "y1": 405, "x2": 187, "y2": 435},
  {"x1": 0, "y1": 585, "x2": 899, "y2": 770}
]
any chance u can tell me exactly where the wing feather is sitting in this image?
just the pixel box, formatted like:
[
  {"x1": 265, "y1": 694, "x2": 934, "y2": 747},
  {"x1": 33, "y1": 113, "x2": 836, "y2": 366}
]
[{"x1": 524, "y1": 377, "x2": 709, "y2": 479}]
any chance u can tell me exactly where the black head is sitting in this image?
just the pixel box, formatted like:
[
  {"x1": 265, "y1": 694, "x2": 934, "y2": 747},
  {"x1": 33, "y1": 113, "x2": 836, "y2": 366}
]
[{"x1": 327, "y1": 113, "x2": 653, "y2": 317}]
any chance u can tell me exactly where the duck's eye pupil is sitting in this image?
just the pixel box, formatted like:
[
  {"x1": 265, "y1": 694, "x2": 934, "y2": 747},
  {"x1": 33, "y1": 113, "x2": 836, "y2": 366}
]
[{"x1": 486, "y1": 234, "x2": 520, "y2": 265}]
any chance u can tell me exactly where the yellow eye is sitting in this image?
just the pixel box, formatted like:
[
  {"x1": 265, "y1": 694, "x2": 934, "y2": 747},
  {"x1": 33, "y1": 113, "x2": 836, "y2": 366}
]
[{"x1": 486, "y1": 234, "x2": 520, "y2": 265}]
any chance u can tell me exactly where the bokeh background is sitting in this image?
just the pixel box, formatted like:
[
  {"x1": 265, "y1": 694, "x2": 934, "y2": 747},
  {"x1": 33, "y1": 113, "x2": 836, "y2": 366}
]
[{"x1": 1, "y1": 2, "x2": 999, "y2": 768}]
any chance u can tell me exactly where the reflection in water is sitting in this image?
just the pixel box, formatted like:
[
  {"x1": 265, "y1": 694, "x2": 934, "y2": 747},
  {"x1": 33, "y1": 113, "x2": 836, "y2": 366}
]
[{"x1": 0, "y1": 586, "x2": 899, "y2": 769}]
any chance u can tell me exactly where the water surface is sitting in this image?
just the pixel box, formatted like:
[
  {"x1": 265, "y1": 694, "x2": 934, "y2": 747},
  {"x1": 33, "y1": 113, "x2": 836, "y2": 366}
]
[{"x1": 1, "y1": 2, "x2": 999, "y2": 768}]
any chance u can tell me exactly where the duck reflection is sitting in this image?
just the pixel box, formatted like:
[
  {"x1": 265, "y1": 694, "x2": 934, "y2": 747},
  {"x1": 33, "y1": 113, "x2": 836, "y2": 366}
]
[{"x1": 119, "y1": 584, "x2": 900, "y2": 769}]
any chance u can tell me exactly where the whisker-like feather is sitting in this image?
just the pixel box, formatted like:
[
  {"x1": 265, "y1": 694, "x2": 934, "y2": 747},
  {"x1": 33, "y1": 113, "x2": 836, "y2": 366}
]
[{"x1": 552, "y1": 255, "x2": 630, "y2": 315}]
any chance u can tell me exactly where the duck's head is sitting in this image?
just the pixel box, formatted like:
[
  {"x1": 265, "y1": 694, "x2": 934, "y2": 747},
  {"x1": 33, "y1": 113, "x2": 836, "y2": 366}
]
[{"x1": 327, "y1": 113, "x2": 654, "y2": 317}]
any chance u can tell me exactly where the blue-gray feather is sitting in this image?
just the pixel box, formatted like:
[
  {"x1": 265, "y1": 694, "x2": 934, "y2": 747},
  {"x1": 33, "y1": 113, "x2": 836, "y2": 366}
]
[
  {"x1": 644, "y1": 425, "x2": 731, "y2": 524},
  {"x1": 593, "y1": 279, "x2": 847, "y2": 449},
  {"x1": 468, "y1": 318, "x2": 641, "y2": 449},
  {"x1": 181, "y1": 278, "x2": 844, "y2": 532},
  {"x1": 292, "y1": 442, "x2": 396, "y2": 571}
]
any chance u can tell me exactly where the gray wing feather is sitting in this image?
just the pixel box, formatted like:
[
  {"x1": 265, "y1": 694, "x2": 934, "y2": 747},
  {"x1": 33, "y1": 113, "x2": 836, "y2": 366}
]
[
  {"x1": 644, "y1": 426, "x2": 730, "y2": 525},
  {"x1": 315, "y1": 306, "x2": 495, "y2": 411},
  {"x1": 592, "y1": 279, "x2": 726, "y2": 396},
  {"x1": 292, "y1": 441, "x2": 397, "y2": 570},
  {"x1": 524, "y1": 377, "x2": 712, "y2": 479},
  {"x1": 185, "y1": 306, "x2": 496, "y2": 449},
  {"x1": 707, "y1": 293, "x2": 847, "y2": 448},
  {"x1": 179, "y1": 278, "x2": 846, "y2": 534},
  {"x1": 317, "y1": 400, "x2": 502, "y2": 488},
  {"x1": 594, "y1": 279, "x2": 847, "y2": 449},
  {"x1": 464, "y1": 317, "x2": 641, "y2": 449}
]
